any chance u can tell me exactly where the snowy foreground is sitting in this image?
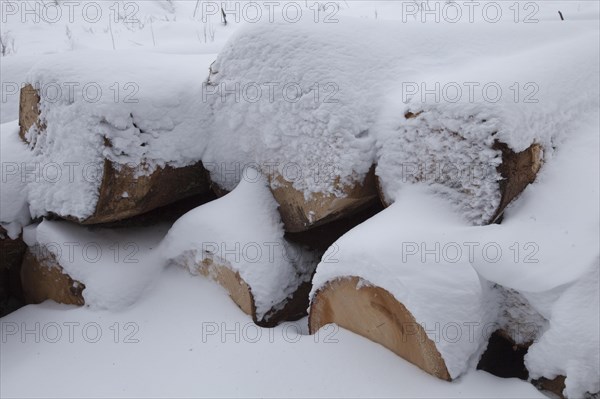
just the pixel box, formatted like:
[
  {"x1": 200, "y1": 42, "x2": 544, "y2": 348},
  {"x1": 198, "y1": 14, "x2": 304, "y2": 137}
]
[
  {"x1": 1, "y1": 268, "x2": 545, "y2": 398},
  {"x1": 1, "y1": 1, "x2": 600, "y2": 398}
]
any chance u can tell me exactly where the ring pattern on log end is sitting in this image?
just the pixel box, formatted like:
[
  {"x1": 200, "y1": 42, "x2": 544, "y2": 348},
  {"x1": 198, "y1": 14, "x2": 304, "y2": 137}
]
[{"x1": 309, "y1": 276, "x2": 451, "y2": 381}]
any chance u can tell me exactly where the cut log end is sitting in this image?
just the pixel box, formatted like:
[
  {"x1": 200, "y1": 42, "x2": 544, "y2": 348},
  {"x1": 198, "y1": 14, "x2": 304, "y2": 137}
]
[
  {"x1": 270, "y1": 168, "x2": 379, "y2": 233},
  {"x1": 19, "y1": 84, "x2": 42, "y2": 143},
  {"x1": 199, "y1": 258, "x2": 255, "y2": 316},
  {"x1": 196, "y1": 258, "x2": 310, "y2": 328},
  {"x1": 20, "y1": 247, "x2": 85, "y2": 306},
  {"x1": 376, "y1": 141, "x2": 543, "y2": 225},
  {"x1": 309, "y1": 277, "x2": 451, "y2": 380}
]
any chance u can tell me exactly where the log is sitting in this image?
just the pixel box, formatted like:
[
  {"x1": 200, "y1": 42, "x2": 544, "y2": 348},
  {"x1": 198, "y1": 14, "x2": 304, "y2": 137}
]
[
  {"x1": 20, "y1": 246, "x2": 85, "y2": 306},
  {"x1": 19, "y1": 85, "x2": 212, "y2": 224},
  {"x1": 84, "y1": 160, "x2": 211, "y2": 225},
  {"x1": 377, "y1": 111, "x2": 543, "y2": 225},
  {"x1": 18, "y1": 84, "x2": 42, "y2": 142},
  {"x1": 492, "y1": 141, "x2": 543, "y2": 223},
  {"x1": 180, "y1": 254, "x2": 311, "y2": 328},
  {"x1": 164, "y1": 176, "x2": 319, "y2": 327},
  {"x1": 309, "y1": 277, "x2": 451, "y2": 380},
  {"x1": 270, "y1": 167, "x2": 380, "y2": 233},
  {"x1": 532, "y1": 376, "x2": 566, "y2": 399}
]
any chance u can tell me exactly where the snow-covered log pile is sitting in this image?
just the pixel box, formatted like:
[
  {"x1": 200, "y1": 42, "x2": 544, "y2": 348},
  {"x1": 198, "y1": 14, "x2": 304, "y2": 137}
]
[
  {"x1": 3, "y1": 11, "x2": 599, "y2": 399},
  {"x1": 160, "y1": 172, "x2": 320, "y2": 327},
  {"x1": 203, "y1": 21, "x2": 579, "y2": 232},
  {"x1": 18, "y1": 52, "x2": 216, "y2": 224},
  {"x1": 304, "y1": 18, "x2": 599, "y2": 397}
]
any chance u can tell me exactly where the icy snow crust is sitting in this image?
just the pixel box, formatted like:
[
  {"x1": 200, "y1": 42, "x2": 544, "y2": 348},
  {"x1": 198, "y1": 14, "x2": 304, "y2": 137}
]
[
  {"x1": 160, "y1": 173, "x2": 316, "y2": 321},
  {"x1": 24, "y1": 52, "x2": 216, "y2": 221}
]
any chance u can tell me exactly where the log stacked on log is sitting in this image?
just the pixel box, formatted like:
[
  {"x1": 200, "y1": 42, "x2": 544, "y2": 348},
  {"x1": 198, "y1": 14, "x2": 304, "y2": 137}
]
[
  {"x1": 209, "y1": 167, "x2": 381, "y2": 234},
  {"x1": 270, "y1": 168, "x2": 379, "y2": 233}
]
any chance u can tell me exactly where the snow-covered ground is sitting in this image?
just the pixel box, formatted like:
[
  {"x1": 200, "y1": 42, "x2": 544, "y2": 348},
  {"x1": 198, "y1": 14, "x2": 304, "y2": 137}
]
[
  {"x1": 0, "y1": 266, "x2": 545, "y2": 398},
  {"x1": 1, "y1": 1, "x2": 599, "y2": 398}
]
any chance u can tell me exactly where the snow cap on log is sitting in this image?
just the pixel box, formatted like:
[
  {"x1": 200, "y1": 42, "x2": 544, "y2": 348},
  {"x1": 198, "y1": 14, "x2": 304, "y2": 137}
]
[
  {"x1": 310, "y1": 186, "x2": 492, "y2": 380},
  {"x1": 161, "y1": 169, "x2": 319, "y2": 326},
  {"x1": 376, "y1": 29, "x2": 598, "y2": 225},
  {"x1": 19, "y1": 52, "x2": 216, "y2": 224}
]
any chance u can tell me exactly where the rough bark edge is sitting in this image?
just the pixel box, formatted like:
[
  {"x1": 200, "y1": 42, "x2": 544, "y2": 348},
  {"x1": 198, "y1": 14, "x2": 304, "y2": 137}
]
[
  {"x1": 309, "y1": 276, "x2": 451, "y2": 381},
  {"x1": 83, "y1": 160, "x2": 211, "y2": 224},
  {"x1": 20, "y1": 246, "x2": 85, "y2": 306},
  {"x1": 489, "y1": 142, "x2": 543, "y2": 224}
]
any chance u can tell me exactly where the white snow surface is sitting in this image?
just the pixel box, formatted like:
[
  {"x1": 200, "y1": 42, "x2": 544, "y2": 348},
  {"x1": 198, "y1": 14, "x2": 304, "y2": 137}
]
[
  {"x1": 376, "y1": 26, "x2": 600, "y2": 224},
  {"x1": 312, "y1": 114, "x2": 600, "y2": 390},
  {"x1": 23, "y1": 51, "x2": 215, "y2": 221},
  {"x1": 205, "y1": 18, "x2": 598, "y2": 195},
  {"x1": 160, "y1": 172, "x2": 316, "y2": 321},
  {"x1": 0, "y1": 267, "x2": 545, "y2": 399},
  {"x1": 0, "y1": 121, "x2": 33, "y2": 238},
  {"x1": 311, "y1": 185, "x2": 491, "y2": 379},
  {"x1": 525, "y1": 261, "x2": 600, "y2": 399},
  {"x1": 23, "y1": 219, "x2": 169, "y2": 310},
  {"x1": 1, "y1": 1, "x2": 599, "y2": 397}
]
